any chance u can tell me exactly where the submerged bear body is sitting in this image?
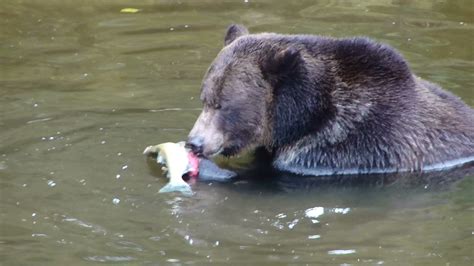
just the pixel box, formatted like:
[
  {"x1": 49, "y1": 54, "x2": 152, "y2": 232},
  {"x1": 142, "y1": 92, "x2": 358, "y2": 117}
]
[{"x1": 187, "y1": 25, "x2": 474, "y2": 176}]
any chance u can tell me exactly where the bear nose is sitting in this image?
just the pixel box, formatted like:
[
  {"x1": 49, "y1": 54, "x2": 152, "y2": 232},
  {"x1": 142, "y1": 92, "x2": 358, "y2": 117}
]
[{"x1": 186, "y1": 136, "x2": 204, "y2": 156}]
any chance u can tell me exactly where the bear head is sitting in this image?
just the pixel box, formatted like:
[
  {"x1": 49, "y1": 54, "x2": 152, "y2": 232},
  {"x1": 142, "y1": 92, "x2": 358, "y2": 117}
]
[{"x1": 187, "y1": 24, "x2": 328, "y2": 158}]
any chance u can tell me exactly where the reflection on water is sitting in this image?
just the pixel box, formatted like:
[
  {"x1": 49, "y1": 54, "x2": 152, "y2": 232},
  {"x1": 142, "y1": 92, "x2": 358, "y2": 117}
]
[{"x1": 0, "y1": 0, "x2": 473, "y2": 265}]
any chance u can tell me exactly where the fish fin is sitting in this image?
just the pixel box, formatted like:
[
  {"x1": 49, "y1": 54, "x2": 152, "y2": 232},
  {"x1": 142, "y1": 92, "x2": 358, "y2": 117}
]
[
  {"x1": 143, "y1": 145, "x2": 160, "y2": 155},
  {"x1": 158, "y1": 182, "x2": 193, "y2": 195}
]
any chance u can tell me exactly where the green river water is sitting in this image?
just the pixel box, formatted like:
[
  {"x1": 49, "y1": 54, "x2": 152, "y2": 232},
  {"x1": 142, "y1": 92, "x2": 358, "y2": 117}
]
[{"x1": 1, "y1": 0, "x2": 473, "y2": 265}]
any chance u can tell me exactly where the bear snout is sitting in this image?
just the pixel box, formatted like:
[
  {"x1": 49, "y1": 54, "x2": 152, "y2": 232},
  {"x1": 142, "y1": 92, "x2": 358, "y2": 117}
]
[
  {"x1": 188, "y1": 109, "x2": 225, "y2": 158},
  {"x1": 186, "y1": 136, "x2": 204, "y2": 156},
  {"x1": 186, "y1": 132, "x2": 224, "y2": 158}
]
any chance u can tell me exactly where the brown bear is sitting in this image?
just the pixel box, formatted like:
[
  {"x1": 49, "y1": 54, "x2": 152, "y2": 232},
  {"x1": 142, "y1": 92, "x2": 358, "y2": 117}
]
[{"x1": 186, "y1": 24, "x2": 474, "y2": 176}]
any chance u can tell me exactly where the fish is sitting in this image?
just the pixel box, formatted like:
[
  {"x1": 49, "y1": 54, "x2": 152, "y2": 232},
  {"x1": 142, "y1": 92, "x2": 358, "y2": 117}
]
[
  {"x1": 143, "y1": 141, "x2": 238, "y2": 195},
  {"x1": 198, "y1": 158, "x2": 237, "y2": 181},
  {"x1": 143, "y1": 142, "x2": 198, "y2": 195}
]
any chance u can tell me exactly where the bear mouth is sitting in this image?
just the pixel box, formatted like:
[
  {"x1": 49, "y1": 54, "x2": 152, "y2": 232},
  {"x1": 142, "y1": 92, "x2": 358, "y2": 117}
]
[
  {"x1": 193, "y1": 146, "x2": 224, "y2": 159},
  {"x1": 194, "y1": 145, "x2": 241, "y2": 159},
  {"x1": 221, "y1": 146, "x2": 241, "y2": 157},
  {"x1": 208, "y1": 147, "x2": 224, "y2": 158}
]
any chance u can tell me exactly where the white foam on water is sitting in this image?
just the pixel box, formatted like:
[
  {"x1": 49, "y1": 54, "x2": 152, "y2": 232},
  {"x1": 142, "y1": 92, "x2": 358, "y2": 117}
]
[
  {"x1": 47, "y1": 180, "x2": 56, "y2": 187},
  {"x1": 288, "y1": 219, "x2": 299, "y2": 229},
  {"x1": 328, "y1": 249, "x2": 356, "y2": 255},
  {"x1": 333, "y1": 208, "x2": 350, "y2": 214},
  {"x1": 305, "y1": 207, "x2": 324, "y2": 219}
]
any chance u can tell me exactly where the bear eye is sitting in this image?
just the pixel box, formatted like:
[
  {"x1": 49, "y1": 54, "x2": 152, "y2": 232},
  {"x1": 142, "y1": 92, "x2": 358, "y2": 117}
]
[{"x1": 214, "y1": 103, "x2": 222, "y2": 109}]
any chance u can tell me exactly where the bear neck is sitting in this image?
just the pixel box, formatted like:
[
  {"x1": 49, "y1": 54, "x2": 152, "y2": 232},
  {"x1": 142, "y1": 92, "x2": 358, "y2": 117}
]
[{"x1": 269, "y1": 61, "x2": 334, "y2": 149}]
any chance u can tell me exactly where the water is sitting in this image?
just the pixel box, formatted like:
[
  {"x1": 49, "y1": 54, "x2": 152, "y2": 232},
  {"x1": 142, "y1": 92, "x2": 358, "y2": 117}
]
[{"x1": 1, "y1": 0, "x2": 473, "y2": 264}]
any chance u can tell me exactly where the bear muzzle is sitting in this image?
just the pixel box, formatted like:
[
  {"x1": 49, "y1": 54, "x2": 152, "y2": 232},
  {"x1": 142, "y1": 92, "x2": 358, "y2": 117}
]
[
  {"x1": 186, "y1": 136, "x2": 204, "y2": 156},
  {"x1": 186, "y1": 135, "x2": 224, "y2": 158},
  {"x1": 187, "y1": 109, "x2": 225, "y2": 158}
]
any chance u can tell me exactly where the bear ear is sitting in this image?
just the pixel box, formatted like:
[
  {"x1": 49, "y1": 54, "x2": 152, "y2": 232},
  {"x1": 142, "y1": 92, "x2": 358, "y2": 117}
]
[
  {"x1": 261, "y1": 47, "x2": 301, "y2": 76},
  {"x1": 224, "y1": 24, "x2": 249, "y2": 46}
]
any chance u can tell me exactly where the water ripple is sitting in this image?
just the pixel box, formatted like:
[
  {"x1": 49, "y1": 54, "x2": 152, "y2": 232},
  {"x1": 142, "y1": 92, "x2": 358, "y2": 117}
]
[
  {"x1": 106, "y1": 240, "x2": 144, "y2": 252},
  {"x1": 84, "y1": 255, "x2": 135, "y2": 262},
  {"x1": 62, "y1": 216, "x2": 107, "y2": 235},
  {"x1": 328, "y1": 249, "x2": 356, "y2": 255}
]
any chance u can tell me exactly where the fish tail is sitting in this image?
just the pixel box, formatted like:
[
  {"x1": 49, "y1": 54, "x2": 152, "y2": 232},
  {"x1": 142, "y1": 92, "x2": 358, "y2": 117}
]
[{"x1": 159, "y1": 182, "x2": 193, "y2": 195}]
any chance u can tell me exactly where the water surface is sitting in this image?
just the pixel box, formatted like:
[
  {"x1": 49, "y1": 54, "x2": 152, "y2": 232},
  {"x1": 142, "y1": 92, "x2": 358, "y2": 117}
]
[{"x1": 1, "y1": 0, "x2": 473, "y2": 265}]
